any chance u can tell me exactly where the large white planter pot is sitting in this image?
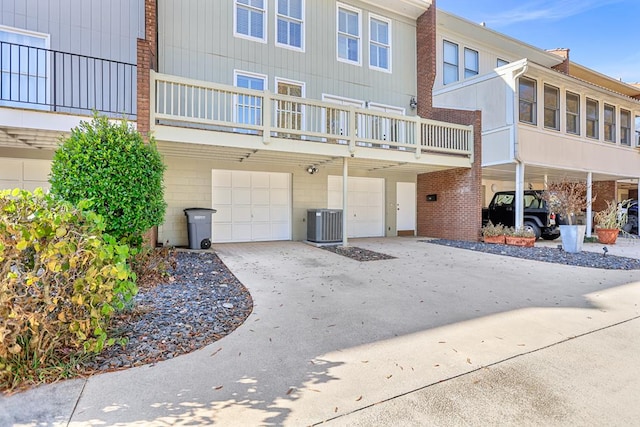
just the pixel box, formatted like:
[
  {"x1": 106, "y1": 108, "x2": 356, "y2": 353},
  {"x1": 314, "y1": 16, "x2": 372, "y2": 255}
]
[{"x1": 559, "y1": 224, "x2": 586, "y2": 253}]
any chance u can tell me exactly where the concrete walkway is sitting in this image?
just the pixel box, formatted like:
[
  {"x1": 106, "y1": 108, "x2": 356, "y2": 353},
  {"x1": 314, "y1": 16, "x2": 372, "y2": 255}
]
[{"x1": 2, "y1": 237, "x2": 640, "y2": 426}]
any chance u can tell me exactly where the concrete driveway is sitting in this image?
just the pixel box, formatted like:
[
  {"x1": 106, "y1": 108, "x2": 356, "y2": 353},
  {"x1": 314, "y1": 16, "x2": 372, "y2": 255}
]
[{"x1": 3, "y1": 238, "x2": 640, "y2": 426}]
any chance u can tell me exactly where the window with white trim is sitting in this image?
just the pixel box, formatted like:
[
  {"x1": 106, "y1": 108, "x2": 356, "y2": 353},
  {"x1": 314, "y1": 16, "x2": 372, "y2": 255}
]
[
  {"x1": 604, "y1": 103, "x2": 615, "y2": 142},
  {"x1": 322, "y1": 94, "x2": 364, "y2": 144},
  {"x1": 369, "y1": 15, "x2": 390, "y2": 71},
  {"x1": 235, "y1": 0, "x2": 266, "y2": 42},
  {"x1": 368, "y1": 102, "x2": 406, "y2": 147},
  {"x1": 234, "y1": 71, "x2": 266, "y2": 128},
  {"x1": 586, "y1": 98, "x2": 599, "y2": 139},
  {"x1": 518, "y1": 77, "x2": 536, "y2": 125},
  {"x1": 635, "y1": 115, "x2": 640, "y2": 146},
  {"x1": 620, "y1": 109, "x2": 631, "y2": 146},
  {"x1": 337, "y1": 4, "x2": 361, "y2": 64},
  {"x1": 464, "y1": 48, "x2": 478, "y2": 78},
  {"x1": 543, "y1": 84, "x2": 559, "y2": 130},
  {"x1": 0, "y1": 27, "x2": 49, "y2": 108},
  {"x1": 566, "y1": 91, "x2": 580, "y2": 135},
  {"x1": 443, "y1": 40, "x2": 458, "y2": 84},
  {"x1": 276, "y1": 78, "x2": 304, "y2": 133},
  {"x1": 276, "y1": 0, "x2": 303, "y2": 50}
]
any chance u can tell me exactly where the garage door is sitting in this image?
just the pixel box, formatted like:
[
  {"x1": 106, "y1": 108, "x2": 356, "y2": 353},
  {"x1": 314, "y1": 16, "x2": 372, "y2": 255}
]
[
  {"x1": 0, "y1": 158, "x2": 51, "y2": 191},
  {"x1": 328, "y1": 176, "x2": 384, "y2": 238},
  {"x1": 212, "y1": 170, "x2": 291, "y2": 243}
]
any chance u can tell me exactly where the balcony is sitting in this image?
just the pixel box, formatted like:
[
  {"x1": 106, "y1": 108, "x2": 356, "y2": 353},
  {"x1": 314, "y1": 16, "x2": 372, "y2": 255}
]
[
  {"x1": 0, "y1": 41, "x2": 136, "y2": 118},
  {"x1": 151, "y1": 72, "x2": 473, "y2": 168}
]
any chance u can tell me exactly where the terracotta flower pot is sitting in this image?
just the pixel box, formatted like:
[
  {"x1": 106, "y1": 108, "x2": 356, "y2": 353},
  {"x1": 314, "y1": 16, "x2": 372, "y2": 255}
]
[
  {"x1": 505, "y1": 236, "x2": 535, "y2": 247},
  {"x1": 483, "y1": 235, "x2": 505, "y2": 244},
  {"x1": 596, "y1": 228, "x2": 619, "y2": 245}
]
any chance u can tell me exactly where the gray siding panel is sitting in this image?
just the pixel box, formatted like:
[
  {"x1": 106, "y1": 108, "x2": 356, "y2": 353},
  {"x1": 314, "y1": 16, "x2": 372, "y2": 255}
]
[
  {"x1": 0, "y1": 0, "x2": 143, "y2": 63},
  {"x1": 159, "y1": 0, "x2": 419, "y2": 110}
]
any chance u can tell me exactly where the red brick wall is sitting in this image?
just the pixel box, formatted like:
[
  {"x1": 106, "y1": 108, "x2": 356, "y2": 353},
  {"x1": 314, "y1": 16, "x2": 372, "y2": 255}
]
[
  {"x1": 417, "y1": 109, "x2": 483, "y2": 241},
  {"x1": 592, "y1": 181, "x2": 617, "y2": 211},
  {"x1": 137, "y1": 0, "x2": 157, "y2": 137},
  {"x1": 416, "y1": 1, "x2": 483, "y2": 242}
]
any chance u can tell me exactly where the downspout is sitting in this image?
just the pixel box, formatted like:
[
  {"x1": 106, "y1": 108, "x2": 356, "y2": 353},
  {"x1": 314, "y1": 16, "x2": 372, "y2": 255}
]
[{"x1": 511, "y1": 62, "x2": 528, "y2": 229}]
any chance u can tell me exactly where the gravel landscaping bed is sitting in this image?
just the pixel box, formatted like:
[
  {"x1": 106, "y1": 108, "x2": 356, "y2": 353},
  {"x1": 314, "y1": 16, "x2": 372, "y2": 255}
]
[
  {"x1": 321, "y1": 245, "x2": 396, "y2": 261},
  {"x1": 83, "y1": 251, "x2": 252, "y2": 372},
  {"x1": 424, "y1": 239, "x2": 640, "y2": 270}
]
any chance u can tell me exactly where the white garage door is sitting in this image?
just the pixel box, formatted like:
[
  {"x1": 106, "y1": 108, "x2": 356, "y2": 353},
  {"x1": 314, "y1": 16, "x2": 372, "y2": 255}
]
[
  {"x1": 328, "y1": 176, "x2": 385, "y2": 238},
  {"x1": 0, "y1": 158, "x2": 51, "y2": 191},
  {"x1": 212, "y1": 170, "x2": 291, "y2": 243}
]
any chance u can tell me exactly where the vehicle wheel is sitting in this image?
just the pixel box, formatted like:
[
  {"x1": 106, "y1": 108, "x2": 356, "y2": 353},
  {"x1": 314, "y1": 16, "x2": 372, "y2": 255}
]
[
  {"x1": 623, "y1": 214, "x2": 637, "y2": 234},
  {"x1": 523, "y1": 222, "x2": 541, "y2": 240}
]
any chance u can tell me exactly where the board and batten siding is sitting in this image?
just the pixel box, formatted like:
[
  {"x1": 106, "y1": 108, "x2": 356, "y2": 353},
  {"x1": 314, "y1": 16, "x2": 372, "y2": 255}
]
[
  {"x1": 158, "y1": 0, "x2": 418, "y2": 111},
  {"x1": 0, "y1": 0, "x2": 144, "y2": 64}
]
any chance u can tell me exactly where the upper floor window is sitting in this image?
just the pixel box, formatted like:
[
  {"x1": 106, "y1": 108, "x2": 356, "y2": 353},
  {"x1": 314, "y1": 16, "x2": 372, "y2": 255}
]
[
  {"x1": 586, "y1": 98, "x2": 599, "y2": 139},
  {"x1": 235, "y1": 0, "x2": 266, "y2": 42},
  {"x1": 604, "y1": 104, "x2": 616, "y2": 142},
  {"x1": 337, "y1": 4, "x2": 361, "y2": 65},
  {"x1": 276, "y1": 0, "x2": 304, "y2": 50},
  {"x1": 0, "y1": 27, "x2": 49, "y2": 108},
  {"x1": 443, "y1": 40, "x2": 458, "y2": 85},
  {"x1": 518, "y1": 77, "x2": 536, "y2": 125},
  {"x1": 543, "y1": 84, "x2": 559, "y2": 130},
  {"x1": 636, "y1": 115, "x2": 640, "y2": 146},
  {"x1": 497, "y1": 58, "x2": 509, "y2": 67},
  {"x1": 369, "y1": 15, "x2": 391, "y2": 72},
  {"x1": 464, "y1": 48, "x2": 478, "y2": 78},
  {"x1": 620, "y1": 109, "x2": 631, "y2": 146},
  {"x1": 566, "y1": 91, "x2": 580, "y2": 135}
]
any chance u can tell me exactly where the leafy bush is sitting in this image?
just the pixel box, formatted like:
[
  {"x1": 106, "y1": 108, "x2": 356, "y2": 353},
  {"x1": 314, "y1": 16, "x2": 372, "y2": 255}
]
[
  {"x1": 0, "y1": 188, "x2": 137, "y2": 390},
  {"x1": 49, "y1": 114, "x2": 166, "y2": 248}
]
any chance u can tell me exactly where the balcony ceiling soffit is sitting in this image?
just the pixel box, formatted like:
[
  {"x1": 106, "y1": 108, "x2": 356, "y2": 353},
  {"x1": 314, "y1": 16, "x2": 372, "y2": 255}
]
[
  {"x1": 483, "y1": 164, "x2": 637, "y2": 184},
  {"x1": 437, "y1": 10, "x2": 563, "y2": 69},
  {"x1": 157, "y1": 141, "x2": 451, "y2": 175},
  {"x1": 0, "y1": 127, "x2": 63, "y2": 150},
  {"x1": 362, "y1": 0, "x2": 431, "y2": 19}
]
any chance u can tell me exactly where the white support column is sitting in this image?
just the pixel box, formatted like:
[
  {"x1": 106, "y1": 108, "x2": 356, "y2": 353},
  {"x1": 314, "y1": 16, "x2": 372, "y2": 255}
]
[
  {"x1": 543, "y1": 174, "x2": 548, "y2": 190},
  {"x1": 515, "y1": 162, "x2": 525, "y2": 228},
  {"x1": 586, "y1": 172, "x2": 593, "y2": 238},
  {"x1": 342, "y1": 157, "x2": 349, "y2": 247}
]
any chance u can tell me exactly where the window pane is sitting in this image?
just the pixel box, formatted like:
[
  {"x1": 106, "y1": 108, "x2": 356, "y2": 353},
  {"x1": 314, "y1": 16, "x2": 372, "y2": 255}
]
[
  {"x1": 289, "y1": 22, "x2": 301, "y2": 47},
  {"x1": 443, "y1": 64, "x2": 458, "y2": 85},
  {"x1": 443, "y1": 41, "x2": 457, "y2": 64},
  {"x1": 566, "y1": 92, "x2": 579, "y2": 113},
  {"x1": 464, "y1": 48, "x2": 478, "y2": 74},
  {"x1": 250, "y1": 10, "x2": 263, "y2": 38}
]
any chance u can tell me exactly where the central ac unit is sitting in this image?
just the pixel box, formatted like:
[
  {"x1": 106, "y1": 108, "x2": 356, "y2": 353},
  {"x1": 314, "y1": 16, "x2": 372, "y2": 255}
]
[{"x1": 307, "y1": 209, "x2": 343, "y2": 243}]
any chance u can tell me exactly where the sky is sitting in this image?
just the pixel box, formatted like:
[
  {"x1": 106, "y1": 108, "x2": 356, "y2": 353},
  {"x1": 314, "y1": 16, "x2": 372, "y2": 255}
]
[{"x1": 437, "y1": 0, "x2": 640, "y2": 84}]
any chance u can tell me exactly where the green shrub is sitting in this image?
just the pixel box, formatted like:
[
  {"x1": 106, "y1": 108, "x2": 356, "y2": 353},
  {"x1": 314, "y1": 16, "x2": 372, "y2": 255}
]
[
  {"x1": 49, "y1": 114, "x2": 166, "y2": 248},
  {"x1": 0, "y1": 188, "x2": 137, "y2": 390}
]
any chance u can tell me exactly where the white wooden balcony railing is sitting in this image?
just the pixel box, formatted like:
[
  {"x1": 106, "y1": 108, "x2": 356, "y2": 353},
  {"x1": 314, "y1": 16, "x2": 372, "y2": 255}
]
[{"x1": 151, "y1": 72, "x2": 473, "y2": 160}]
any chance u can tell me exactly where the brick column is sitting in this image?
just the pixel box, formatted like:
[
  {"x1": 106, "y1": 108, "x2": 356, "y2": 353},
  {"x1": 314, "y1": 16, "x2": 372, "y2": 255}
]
[
  {"x1": 415, "y1": 0, "x2": 484, "y2": 241},
  {"x1": 137, "y1": 0, "x2": 157, "y2": 138},
  {"x1": 592, "y1": 180, "x2": 618, "y2": 211}
]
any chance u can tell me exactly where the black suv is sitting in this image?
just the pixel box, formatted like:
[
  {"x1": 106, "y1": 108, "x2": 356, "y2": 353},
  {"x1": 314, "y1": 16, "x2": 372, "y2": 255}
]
[
  {"x1": 622, "y1": 200, "x2": 638, "y2": 234},
  {"x1": 482, "y1": 190, "x2": 560, "y2": 240}
]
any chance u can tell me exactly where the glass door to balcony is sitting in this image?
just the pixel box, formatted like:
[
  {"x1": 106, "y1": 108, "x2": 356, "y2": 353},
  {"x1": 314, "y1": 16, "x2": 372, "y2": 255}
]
[
  {"x1": 0, "y1": 28, "x2": 49, "y2": 110},
  {"x1": 276, "y1": 80, "x2": 303, "y2": 138}
]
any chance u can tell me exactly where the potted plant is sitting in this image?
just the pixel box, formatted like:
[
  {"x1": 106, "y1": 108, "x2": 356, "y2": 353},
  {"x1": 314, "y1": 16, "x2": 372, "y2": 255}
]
[
  {"x1": 542, "y1": 180, "x2": 591, "y2": 253},
  {"x1": 481, "y1": 221, "x2": 506, "y2": 244},
  {"x1": 504, "y1": 226, "x2": 536, "y2": 247},
  {"x1": 594, "y1": 199, "x2": 630, "y2": 244}
]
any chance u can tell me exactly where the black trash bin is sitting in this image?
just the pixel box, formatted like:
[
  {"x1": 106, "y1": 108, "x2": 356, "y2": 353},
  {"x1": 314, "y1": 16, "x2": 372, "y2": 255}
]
[{"x1": 184, "y1": 208, "x2": 217, "y2": 249}]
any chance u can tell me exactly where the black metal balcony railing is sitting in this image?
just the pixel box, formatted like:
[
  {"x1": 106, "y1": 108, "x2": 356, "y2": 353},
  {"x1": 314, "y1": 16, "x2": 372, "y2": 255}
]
[{"x1": 0, "y1": 41, "x2": 136, "y2": 117}]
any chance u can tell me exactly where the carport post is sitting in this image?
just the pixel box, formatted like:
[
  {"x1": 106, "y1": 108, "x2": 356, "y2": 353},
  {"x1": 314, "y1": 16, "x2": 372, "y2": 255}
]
[
  {"x1": 342, "y1": 157, "x2": 349, "y2": 247},
  {"x1": 586, "y1": 172, "x2": 593, "y2": 238},
  {"x1": 515, "y1": 162, "x2": 525, "y2": 229}
]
